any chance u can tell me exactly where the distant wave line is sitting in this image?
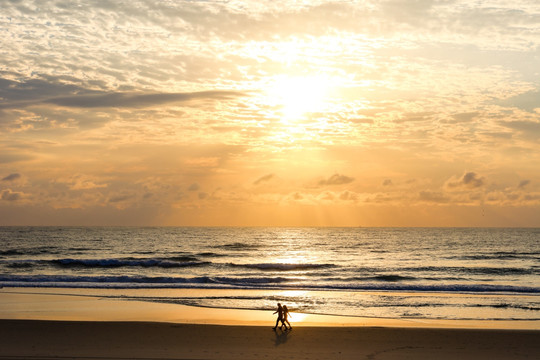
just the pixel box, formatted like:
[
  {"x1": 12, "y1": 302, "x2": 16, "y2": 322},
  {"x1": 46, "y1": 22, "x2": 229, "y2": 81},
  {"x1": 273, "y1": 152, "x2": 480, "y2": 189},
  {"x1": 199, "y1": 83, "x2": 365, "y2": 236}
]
[{"x1": 1, "y1": 275, "x2": 539, "y2": 294}]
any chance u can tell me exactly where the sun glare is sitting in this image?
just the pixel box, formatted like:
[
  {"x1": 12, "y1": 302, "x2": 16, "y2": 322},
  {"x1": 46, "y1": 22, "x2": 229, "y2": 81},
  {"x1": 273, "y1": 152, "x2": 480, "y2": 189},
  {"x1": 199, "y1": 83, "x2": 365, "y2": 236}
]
[{"x1": 267, "y1": 75, "x2": 331, "y2": 121}]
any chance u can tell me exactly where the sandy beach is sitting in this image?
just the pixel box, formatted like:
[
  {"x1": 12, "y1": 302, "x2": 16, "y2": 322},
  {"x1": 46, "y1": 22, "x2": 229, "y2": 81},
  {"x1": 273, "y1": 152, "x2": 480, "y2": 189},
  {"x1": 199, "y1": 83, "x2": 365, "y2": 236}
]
[
  {"x1": 1, "y1": 319, "x2": 539, "y2": 360},
  {"x1": 1, "y1": 288, "x2": 539, "y2": 359}
]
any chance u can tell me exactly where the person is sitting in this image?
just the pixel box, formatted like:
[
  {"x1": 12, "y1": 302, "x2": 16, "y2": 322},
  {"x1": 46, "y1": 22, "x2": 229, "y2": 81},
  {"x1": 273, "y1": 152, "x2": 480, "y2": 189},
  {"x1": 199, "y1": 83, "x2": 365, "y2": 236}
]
[
  {"x1": 272, "y1": 303, "x2": 284, "y2": 330},
  {"x1": 282, "y1": 305, "x2": 292, "y2": 330}
]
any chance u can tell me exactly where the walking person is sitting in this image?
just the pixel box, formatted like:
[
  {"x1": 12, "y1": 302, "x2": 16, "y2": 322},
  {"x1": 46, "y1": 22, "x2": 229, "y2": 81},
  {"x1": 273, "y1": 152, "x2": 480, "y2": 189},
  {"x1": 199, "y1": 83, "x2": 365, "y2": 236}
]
[
  {"x1": 282, "y1": 305, "x2": 292, "y2": 330},
  {"x1": 272, "y1": 303, "x2": 284, "y2": 330}
]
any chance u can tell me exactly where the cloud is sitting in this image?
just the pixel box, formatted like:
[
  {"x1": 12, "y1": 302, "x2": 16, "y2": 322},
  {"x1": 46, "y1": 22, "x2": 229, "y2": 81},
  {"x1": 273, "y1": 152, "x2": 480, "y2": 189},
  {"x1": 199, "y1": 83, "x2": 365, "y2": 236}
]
[
  {"x1": 518, "y1": 180, "x2": 530, "y2": 188},
  {"x1": 56, "y1": 175, "x2": 108, "y2": 190},
  {"x1": 339, "y1": 191, "x2": 358, "y2": 201},
  {"x1": 382, "y1": 179, "x2": 393, "y2": 186},
  {"x1": 188, "y1": 183, "x2": 200, "y2": 191},
  {"x1": 108, "y1": 194, "x2": 136, "y2": 203},
  {"x1": 318, "y1": 173, "x2": 355, "y2": 186},
  {"x1": 253, "y1": 173, "x2": 275, "y2": 185},
  {"x1": 0, "y1": 77, "x2": 92, "y2": 109},
  {"x1": 418, "y1": 190, "x2": 449, "y2": 203},
  {"x1": 499, "y1": 120, "x2": 540, "y2": 139},
  {"x1": 445, "y1": 172, "x2": 485, "y2": 190},
  {"x1": 44, "y1": 90, "x2": 246, "y2": 109},
  {"x1": 1, "y1": 189, "x2": 23, "y2": 201},
  {"x1": 143, "y1": 192, "x2": 154, "y2": 199},
  {"x1": 0, "y1": 152, "x2": 33, "y2": 164},
  {"x1": 0, "y1": 76, "x2": 246, "y2": 110},
  {"x1": 395, "y1": 112, "x2": 435, "y2": 123},
  {"x1": 198, "y1": 192, "x2": 208, "y2": 200},
  {"x1": 497, "y1": 90, "x2": 540, "y2": 112},
  {"x1": 448, "y1": 112, "x2": 479, "y2": 123},
  {"x1": 2, "y1": 173, "x2": 21, "y2": 181}
]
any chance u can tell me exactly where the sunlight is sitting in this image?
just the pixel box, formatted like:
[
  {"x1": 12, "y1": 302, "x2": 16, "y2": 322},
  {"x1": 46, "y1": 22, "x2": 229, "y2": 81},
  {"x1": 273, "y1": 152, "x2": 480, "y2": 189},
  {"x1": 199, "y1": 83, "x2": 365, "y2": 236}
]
[
  {"x1": 267, "y1": 75, "x2": 331, "y2": 122},
  {"x1": 290, "y1": 312, "x2": 308, "y2": 322}
]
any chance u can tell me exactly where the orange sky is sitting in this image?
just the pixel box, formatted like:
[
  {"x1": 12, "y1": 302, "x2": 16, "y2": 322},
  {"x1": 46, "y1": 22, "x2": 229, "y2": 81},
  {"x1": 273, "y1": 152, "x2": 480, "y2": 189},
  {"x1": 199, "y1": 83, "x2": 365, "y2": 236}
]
[{"x1": 1, "y1": 1, "x2": 539, "y2": 226}]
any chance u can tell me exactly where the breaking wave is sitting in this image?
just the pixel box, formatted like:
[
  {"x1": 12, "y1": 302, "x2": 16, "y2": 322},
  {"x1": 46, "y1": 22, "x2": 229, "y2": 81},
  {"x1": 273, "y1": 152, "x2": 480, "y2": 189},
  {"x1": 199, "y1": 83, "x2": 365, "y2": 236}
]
[{"x1": 1, "y1": 274, "x2": 538, "y2": 294}]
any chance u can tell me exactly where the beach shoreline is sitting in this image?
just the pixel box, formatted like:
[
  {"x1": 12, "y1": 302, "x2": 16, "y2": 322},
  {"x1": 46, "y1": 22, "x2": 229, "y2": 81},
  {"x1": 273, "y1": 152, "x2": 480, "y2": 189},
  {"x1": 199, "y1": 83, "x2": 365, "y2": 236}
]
[{"x1": 2, "y1": 287, "x2": 539, "y2": 329}]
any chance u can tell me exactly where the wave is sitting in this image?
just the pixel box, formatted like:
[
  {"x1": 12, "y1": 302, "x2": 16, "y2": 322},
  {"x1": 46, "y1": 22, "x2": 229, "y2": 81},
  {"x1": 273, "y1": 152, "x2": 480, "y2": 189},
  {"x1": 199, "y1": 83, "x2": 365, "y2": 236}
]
[
  {"x1": 0, "y1": 247, "x2": 61, "y2": 256},
  {"x1": 0, "y1": 275, "x2": 296, "y2": 289},
  {"x1": 229, "y1": 262, "x2": 336, "y2": 271},
  {"x1": 448, "y1": 252, "x2": 540, "y2": 261},
  {"x1": 197, "y1": 252, "x2": 228, "y2": 258},
  {"x1": 474, "y1": 303, "x2": 540, "y2": 311},
  {"x1": 67, "y1": 247, "x2": 93, "y2": 252},
  {"x1": 401, "y1": 266, "x2": 538, "y2": 276},
  {"x1": 369, "y1": 275, "x2": 417, "y2": 282},
  {"x1": 0, "y1": 249, "x2": 26, "y2": 256},
  {"x1": 1, "y1": 274, "x2": 538, "y2": 294},
  {"x1": 6, "y1": 262, "x2": 35, "y2": 269},
  {"x1": 1, "y1": 258, "x2": 208, "y2": 269},
  {"x1": 51, "y1": 257, "x2": 208, "y2": 268},
  {"x1": 214, "y1": 242, "x2": 260, "y2": 250}
]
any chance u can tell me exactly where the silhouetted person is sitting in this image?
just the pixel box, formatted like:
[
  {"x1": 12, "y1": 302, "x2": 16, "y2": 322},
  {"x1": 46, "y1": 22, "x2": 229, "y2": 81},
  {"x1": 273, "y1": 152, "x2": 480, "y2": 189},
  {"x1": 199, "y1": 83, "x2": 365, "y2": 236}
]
[
  {"x1": 272, "y1": 303, "x2": 284, "y2": 330},
  {"x1": 282, "y1": 305, "x2": 292, "y2": 330}
]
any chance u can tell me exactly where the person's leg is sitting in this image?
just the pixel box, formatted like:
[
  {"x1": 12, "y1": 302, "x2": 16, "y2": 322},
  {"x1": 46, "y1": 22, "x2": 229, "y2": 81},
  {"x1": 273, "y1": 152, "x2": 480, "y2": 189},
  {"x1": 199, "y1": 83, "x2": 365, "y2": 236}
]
[{"x1": 285, "y1": 320, "x2": 291, "y2": 329}]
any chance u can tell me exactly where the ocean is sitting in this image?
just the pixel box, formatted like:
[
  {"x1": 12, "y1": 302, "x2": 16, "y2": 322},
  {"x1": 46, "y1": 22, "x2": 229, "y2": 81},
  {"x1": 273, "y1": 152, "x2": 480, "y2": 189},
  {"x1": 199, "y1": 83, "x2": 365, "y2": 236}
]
[{"x1": 1, "y1": 227, "x2": 539, "y2": 322}]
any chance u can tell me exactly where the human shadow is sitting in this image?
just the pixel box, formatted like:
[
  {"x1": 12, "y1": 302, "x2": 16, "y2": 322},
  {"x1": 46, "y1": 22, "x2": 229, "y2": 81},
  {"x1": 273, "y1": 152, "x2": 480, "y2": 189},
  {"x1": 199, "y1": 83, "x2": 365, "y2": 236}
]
[{"x1": 273, "y1": 328, "x2": 289, "y2": 346}]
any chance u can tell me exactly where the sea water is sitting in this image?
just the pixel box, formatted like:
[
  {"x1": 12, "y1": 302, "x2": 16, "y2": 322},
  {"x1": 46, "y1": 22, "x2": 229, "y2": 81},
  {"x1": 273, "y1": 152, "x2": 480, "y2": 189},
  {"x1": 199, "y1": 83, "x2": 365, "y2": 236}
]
[{"x1": 0, "y1": 227, "x2": 538, "y2": 321}]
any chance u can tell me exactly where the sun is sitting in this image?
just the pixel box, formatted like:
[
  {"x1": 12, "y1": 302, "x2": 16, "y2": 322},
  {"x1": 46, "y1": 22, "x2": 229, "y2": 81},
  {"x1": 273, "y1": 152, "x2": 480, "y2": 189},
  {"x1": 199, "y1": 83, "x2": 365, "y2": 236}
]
[{"x1": 267, "y1": 75, "x2": 330, "y2": 121}]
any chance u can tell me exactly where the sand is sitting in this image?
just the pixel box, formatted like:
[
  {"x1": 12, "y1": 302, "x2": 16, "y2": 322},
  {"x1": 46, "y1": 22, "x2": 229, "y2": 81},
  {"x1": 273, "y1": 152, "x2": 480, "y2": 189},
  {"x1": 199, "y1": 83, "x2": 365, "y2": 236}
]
[
  {"x1": 1, "y1": 320, "x2": 539, "y2": 359},
  {"x1": 0, "y1": 288, "x2": 539, "y2": 359}
]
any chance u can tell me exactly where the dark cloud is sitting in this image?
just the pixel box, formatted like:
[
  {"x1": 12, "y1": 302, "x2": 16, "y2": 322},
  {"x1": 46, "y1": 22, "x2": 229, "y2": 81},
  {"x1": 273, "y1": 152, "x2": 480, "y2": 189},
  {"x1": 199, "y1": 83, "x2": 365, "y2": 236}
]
[
  {"x1": 188, "y1": 183, "x2": 200, "y2": 191},
  {"x1": 1, "y1": 173, "x2": 21, "y2": 181},
  {"x1": 198, "y1": 192, "x2": 208, "y2": 200},
  {"x1": 449, "y1": 112, "x2": 479, "y2": 123},
  {"x1": 0, "y1": 77, "x2": 93, "y2": 108},
  {"x1": 339, "y1": 191, "x2": 358, "y2": 201},
  {"x1": 253, "y1": 173, "x2": 275, "y2": 185},
  {"x1": 499, "y1": 120, "x2": 540, "y2": 139},
  {"x1": 445, "y1": 172, "x2": 485, "y2": 190},
  {"x1": 1, "y1": 189, "x2": 22, "y2": 201},
  {"x1": 418, "y1": 190, "x2": 449, "y2": 203},
  {"x1": 497, "y1": 90, "x2": 540, "y2": 112},
  {"x1": 460, "y1": 172, "x2": 484, "y2": 188},
  {"x1": 518, "y1": 180, "x2": 530, "y2": 188},
  {"x1": 108, "y1": 194, "x2": 135, "y2": 203},
  {"x1": 0, "y1": 76, "x2": 246, "y2": 110},
  {"x1": 382, "y1": 179, "x2": 393, "y2": 186},
  {"x1": 482, "y1": 132, "x2": 513, "y2": 139},
  {"x1": 45, "y1": 90, "x2": 246, "y2": 109},
  {"x1": 318, "y1": 173, "x2": 355, "y2": 186}
]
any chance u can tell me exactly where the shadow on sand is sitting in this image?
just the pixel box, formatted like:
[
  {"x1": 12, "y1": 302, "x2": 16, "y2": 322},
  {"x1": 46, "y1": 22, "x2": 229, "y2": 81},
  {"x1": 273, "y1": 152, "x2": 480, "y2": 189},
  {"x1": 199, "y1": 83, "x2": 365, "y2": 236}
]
[{"x1": 273, "y1": 328, "x2": 290, "y2": 346}]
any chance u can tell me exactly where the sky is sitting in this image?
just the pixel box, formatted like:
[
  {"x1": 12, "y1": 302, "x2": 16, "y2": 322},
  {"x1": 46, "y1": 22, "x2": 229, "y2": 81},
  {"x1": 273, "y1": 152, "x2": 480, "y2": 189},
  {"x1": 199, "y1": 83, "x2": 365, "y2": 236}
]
[{"x1": 1, "y1": 0, "x2": 539, "y2": 226}]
